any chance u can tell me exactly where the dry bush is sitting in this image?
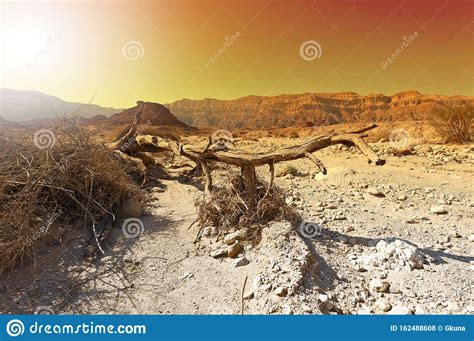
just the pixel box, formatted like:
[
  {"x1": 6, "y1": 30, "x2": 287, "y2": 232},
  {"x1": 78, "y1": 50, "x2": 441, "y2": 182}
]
[
  {"x1": 430, "y1": 104, "x2": 473, "y2": 143},
  {"x1": 0, "y1": 124, "x2": 141, "y2": 273},
  {"x1": 195, "y1": 174, "x2": 299, "y2": 243},
  {"x1": 288, "y1": 130, "x2": 300, "y2": 138}
]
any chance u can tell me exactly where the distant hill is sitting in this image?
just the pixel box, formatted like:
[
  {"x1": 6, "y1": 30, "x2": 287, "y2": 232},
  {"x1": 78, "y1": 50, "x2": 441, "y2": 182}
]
[
  {"x1": 166, "y1": 91, "x2": 474, "y2": 129},
  {"x1": 2, "y1": 88, "x2": 472, "y2": 130},
  {"x1": 0, "y1": 89, "x2": 121, "y2": 121},
  {"x1": 106, "y1": 101, "x2": 193, "y2": 129}
]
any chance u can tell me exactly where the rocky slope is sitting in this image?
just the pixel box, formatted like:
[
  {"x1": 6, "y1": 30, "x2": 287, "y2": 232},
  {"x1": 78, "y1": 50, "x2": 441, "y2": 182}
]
[{"x1": 166, "y1": 91, "x2": 473, "y2": 129}]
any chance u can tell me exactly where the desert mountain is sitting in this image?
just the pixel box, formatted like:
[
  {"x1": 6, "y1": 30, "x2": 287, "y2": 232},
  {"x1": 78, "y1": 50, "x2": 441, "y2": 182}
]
[
  {"x1": 166, "y1": 91, "x2": 474, "y2": 129},
  {"x1": 106, "y1": 101, "x2": 193, "y2": 129},
  {"x1": 0, "y1": 88, "x2": 121, "y2": 121}
]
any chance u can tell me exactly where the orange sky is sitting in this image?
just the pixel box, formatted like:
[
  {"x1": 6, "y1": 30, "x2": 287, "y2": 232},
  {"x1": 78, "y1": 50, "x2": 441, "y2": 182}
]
[{"x1": 1, "y1": 0, "x2": 473, "y2": 108}]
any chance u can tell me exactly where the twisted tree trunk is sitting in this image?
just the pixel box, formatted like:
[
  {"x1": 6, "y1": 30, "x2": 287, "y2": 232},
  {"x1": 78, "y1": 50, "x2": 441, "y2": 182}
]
[{"x1": 109, "y1": 111, "x2": 386, "y2": 200}]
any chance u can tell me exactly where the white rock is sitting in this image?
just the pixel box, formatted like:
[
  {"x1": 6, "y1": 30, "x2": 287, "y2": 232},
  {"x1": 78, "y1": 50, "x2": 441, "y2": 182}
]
[
  {"x1": 275, "y1": 287, "x2": 288, "y2": 297},
  {"x1": 210, "y1": 247, "x2": 227, "y2": 258},
  {"x1": 234, "y1": 257, "x2": 250, "y2": 268},
  {"x1": 178, "y1": 272, "x2": 193, "y2": 280},
  {"x1": 224, "y1": 230, "x2": 245, "y2": 245},
  {"x1": 388, "y1": 306, "x2": 413, "y2": 315},
  {"x1": 374, "y1": 298, "x2": 392, "y2": 312},
  {"x1": 430, "y1": 205, "x2": 448, "y2": 214},
  {"x1": 318, "y1": 294, "x2": 329, "y2": 303},
  {"x1": 398, "y1": 194, "x2": 407, "y2": 201},
  {"x1": 369, "y1": 278, "x2": 390, "y2": 293}
]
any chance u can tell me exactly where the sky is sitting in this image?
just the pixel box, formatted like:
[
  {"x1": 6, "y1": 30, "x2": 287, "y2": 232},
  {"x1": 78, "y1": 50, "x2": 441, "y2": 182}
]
[{"x1": 1, "y1": 0, "x2": 473, "y2": 108}]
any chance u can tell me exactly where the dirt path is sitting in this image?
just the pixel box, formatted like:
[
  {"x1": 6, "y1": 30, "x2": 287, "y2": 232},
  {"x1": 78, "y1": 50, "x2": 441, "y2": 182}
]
[{"x1": 65, "y1": 180, "x2": 255, "y2": 314}]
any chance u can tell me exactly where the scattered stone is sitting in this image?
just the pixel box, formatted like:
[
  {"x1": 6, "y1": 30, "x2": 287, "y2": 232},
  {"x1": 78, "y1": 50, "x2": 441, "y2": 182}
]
[
  {"x1": 468, "y1": 234, "x2": 474, "y2": 242},
  {"x1": 398, "y1": 194, "x2": 407, "y2": 201},
  {"x1": 227, "y1": 243, "x2": 244, "y2": 258},
  {"x1": 369, "y1": 278, "x2": 390, "y2": 293},
  {"x1": 243, "y1": 291, "x2": 254, "y2": 300},
  {"x1": 374, "y1": 298, "x2": 392, "y2": 312},
  {"x1": 414, "y1": 305, "x2": 426, "y2": 315},
  {"x1": 224, "y1": 230, "x2": 245, "y2": 245},
  {"x1": 234, "y1": 257, "x2": 250, "y2": 268},
  {"x1": 275, "y1": 287, "x2": 288, "y2": 297},
  {"x1": 354, "y1": 264, "x2": 368, "y2": 272},
  {"x1": 389, "y1": 284, "x2": 402, "y2": 294},
  {"x1": 367, "y1": 187, "x2": 385, "y2": 197},
  {"x1": 350, "y1": 239, "x2": 425, "y2": 271},
  {"x1": 388, "y1": 306, "x2": 413, "y2": 315},
  {"x1": 449, "y1": 231, "x2": 461, "y2": 238},
  {"x1": 178, "y1": 272, "x2": 193, "y2": 280},
  {"x1": 210, "y1": 247, "x2": 227, "y2": 258},
  {"x1": 345, "y1": 226, "x2": 355, "y2": 232},
  {"x1": 318, "y1": 294, "x2": 329, "y2": 303},
  {"x1": 430, "y1": 205, "x2": 448, "y2": 214},
  {"x1": 357, "y1": 306, "x2": 372, "y2": 315},
  {"x1": 202, "y1": 226, "x2": 214, "y2": 237}
]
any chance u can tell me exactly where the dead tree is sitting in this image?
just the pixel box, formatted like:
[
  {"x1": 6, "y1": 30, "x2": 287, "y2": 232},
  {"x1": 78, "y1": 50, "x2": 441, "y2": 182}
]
[{"x1": 109, "y1": 111, "x2": 385, "y2": 207}]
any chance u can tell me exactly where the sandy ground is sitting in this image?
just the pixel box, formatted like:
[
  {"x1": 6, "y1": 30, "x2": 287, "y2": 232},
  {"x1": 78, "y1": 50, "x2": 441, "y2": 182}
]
[{"x1": 0, "y1": 138, "x2": 473, "y2": 315}]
